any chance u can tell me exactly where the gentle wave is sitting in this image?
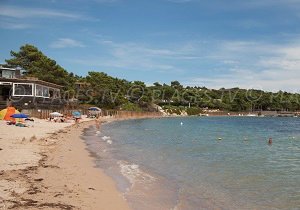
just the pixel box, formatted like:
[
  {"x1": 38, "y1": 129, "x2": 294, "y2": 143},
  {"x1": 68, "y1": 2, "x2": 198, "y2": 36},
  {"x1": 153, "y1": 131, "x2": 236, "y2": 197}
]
[{"x1": 118, "y1": 161, "x2": 156, "y2": 189}]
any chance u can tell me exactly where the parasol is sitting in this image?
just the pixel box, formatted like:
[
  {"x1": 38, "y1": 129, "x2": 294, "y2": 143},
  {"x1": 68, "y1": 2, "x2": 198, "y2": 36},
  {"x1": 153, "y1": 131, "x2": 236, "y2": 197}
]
[
  {"x1": 11, "y1": 113, "x2": 29, "y2": 119},
  {"x1": 50, "y1": 112, "x2": 63, "y2": 117},
  {"x1": 0, "y1": 107, "x2": 20, "y2": 121},
  {"x1": 72, "y1": 111, "x2": 81, "y2": 118}
]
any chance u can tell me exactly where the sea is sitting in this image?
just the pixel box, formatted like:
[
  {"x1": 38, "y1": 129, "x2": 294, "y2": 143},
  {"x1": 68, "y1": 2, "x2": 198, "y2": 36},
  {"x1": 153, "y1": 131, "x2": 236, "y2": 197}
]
[{"x1": 83, "y1": 116, "x2": 300, "y2": 210}]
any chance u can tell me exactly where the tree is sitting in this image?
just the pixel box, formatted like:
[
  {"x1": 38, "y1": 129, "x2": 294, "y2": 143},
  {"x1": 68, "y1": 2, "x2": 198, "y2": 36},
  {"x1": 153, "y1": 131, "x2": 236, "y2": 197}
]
[
  {"x1": 5, "y1": 44, "x2": 76, "y2": 90},
  {"x1": 171, "y1": 80, "x2": 183, "y2": 89},
  {"x1": 153, "y1": 82, "x2": 162, "y2": 87},
  {"x1": 85, "y1": 71, "x2": 129, "y2": 108}
]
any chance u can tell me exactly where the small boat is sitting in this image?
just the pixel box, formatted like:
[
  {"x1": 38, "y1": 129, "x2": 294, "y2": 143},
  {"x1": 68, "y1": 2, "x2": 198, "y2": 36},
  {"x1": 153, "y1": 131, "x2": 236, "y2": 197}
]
[{"x1": 246, "y1": 113, "x2": 257, "y2": 117}]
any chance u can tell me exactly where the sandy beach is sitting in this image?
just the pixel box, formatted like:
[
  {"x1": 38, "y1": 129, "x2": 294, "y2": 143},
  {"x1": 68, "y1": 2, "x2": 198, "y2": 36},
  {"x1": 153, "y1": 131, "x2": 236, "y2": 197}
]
[{"x1": 0, "y1": 117, "x2": 131, "y2": 209}]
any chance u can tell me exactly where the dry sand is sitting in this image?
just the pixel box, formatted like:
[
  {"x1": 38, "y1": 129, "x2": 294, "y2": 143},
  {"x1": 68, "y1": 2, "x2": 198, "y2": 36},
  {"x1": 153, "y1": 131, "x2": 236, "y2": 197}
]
[{"x1": 0, "y1": 117, "x2": 131, "y2": 210}]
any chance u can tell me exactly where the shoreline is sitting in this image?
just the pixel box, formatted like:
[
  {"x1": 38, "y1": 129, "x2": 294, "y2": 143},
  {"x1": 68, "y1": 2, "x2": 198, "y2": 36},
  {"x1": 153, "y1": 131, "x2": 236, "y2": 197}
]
[
  {"x1": 84, "y1": 118, "x2": 179, "y2": 210},
  {"x1": 0, "y1": 117, "x2": 131, "y2": 209}
]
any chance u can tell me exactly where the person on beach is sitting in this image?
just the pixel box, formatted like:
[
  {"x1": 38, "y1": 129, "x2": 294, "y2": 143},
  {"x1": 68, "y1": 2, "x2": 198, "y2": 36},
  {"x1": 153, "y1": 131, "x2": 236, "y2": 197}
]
[{"x1": 75, "y1": 117, "x2": 80, "y2": 128}]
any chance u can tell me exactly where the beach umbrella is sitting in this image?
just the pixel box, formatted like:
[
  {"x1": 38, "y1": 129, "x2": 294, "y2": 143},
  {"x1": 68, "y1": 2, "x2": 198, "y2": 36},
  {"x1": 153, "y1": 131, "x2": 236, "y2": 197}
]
[
  {"x1": 0, "y1": 107, "x2": 20, "y2": 121},
  {"x1": 11, "y1": 113, "x2": 29, "y2": 119},
  {"x1": 88, "y1": 107, "x2": 102, "y2": 118},
  {"x1": 88, "y1": 107, "x2": 101, "y2": 111},
  {"x1": 72, "y1": 111, "x2": 81, "y2": 118},
  {"x1": 49, "y1": 112, "x2": 63, "y2": 117}
]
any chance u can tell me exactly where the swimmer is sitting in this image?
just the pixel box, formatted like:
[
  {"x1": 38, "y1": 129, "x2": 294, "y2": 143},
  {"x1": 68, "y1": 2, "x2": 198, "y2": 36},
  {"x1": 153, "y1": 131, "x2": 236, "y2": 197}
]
[{"x1": 268, "y1": 137, "x2": 272, "y2": 145}]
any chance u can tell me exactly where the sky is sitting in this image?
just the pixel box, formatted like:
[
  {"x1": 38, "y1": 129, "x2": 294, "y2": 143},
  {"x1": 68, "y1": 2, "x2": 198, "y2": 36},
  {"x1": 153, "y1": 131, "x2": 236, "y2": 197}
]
[{"x1": 1, "y1": 0, "x2": 300, "y2": 92}]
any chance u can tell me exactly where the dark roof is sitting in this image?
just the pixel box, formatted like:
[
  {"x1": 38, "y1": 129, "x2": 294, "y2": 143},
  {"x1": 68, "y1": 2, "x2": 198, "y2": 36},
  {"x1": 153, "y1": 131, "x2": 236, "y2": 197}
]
[{"x1": 0, "y1": 77, "x2": 63, "y2": 89}]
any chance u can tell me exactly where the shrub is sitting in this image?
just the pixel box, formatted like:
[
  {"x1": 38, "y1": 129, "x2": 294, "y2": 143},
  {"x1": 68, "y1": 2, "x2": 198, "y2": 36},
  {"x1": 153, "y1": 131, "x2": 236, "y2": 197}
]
[{"x1": 120, "y1": 102, "x2": 142, "y2": 111}]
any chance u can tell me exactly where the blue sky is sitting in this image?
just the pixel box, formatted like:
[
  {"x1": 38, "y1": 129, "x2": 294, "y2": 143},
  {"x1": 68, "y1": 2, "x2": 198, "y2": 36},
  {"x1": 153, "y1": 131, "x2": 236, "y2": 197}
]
[{"x1": 1, "y1": 0, "x2": 300, "y2": 92}]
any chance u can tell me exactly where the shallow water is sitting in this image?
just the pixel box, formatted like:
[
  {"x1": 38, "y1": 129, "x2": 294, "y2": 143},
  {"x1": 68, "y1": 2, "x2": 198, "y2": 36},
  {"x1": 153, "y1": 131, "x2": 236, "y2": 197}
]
[{"x1": 83, "y1": 117, "x2": 300, "y2": 210}]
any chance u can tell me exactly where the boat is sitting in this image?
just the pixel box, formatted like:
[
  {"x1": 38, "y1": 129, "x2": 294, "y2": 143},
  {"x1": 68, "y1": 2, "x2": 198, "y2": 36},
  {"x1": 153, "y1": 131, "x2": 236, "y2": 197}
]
[{"x1": 246, "y1": 113, "x2": 257, "y2": 117}]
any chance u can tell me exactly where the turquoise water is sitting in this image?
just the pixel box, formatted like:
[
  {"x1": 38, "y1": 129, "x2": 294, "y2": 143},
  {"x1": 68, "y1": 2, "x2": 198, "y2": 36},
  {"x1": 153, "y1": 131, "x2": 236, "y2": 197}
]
[{"x1": 84, "y1": 117, "x2": 300, "y2": 210}]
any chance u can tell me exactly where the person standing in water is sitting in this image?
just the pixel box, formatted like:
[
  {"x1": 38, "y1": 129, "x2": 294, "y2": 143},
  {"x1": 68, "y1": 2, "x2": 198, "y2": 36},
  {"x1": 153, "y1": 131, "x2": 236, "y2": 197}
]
[
  {"x1": 268, "y1": 137, "x2": 272, "y2": 145},
  {"x1": 95, "y1": 116, "x2": 101, "y2": 130}
]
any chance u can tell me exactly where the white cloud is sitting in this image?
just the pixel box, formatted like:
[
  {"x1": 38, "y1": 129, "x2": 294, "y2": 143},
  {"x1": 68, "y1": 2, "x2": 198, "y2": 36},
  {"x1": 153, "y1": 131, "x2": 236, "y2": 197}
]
[
  {"x1": 0, "y1": 5, "x2": 99, "y2": 31},
  {"x1": 186, "y1": 39, "x2": 300, "y2": 92},
  {"x1": 65, "y1": 36, "x2": 300, "y2": 92},
  {"x1": 189, "y1": 72, "x2": 300, "y2": 93},
  {"x1": 91, "y1": 37, "x2": 296, "y2": 91},
  {"x1": 0, "y1": 6, "x2": 83, "y2": 19},
  {"x1": 66, "y1": 39, "x2": 187, "y2": 74},
  {"x1": 50, "y1": 38, "x2": 85, "y2": 48},
  {"x1": 99, "y1": 39, "x2": 208, "y2": 60},
  {"x1": 0, "y1": 20, "x2": 33, "y2": 29},
  {"x1": 94, "y1": 40, "x2": 209, "y2": 73}
]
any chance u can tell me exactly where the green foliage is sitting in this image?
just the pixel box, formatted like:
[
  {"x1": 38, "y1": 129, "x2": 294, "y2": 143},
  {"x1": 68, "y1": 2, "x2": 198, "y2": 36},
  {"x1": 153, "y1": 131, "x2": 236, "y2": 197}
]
[
  {"x1": 171, "y1": 80, "x2": 183, "y2": 89},
  {"x1": 153, "y1": 82, "x2": 162, "y2": 87},
  {"x1": 84, "y1": 71, "x2": 129, "y2": 108},
  {"x1": 121, "y1": 102, "x2": 142, "y2": 111}
]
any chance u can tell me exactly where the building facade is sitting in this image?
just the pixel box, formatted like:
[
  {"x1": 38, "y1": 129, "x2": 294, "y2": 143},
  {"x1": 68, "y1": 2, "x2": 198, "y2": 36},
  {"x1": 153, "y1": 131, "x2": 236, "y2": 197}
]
[{"x1": 0, "y1": 66, "x2": 65, "y2": 109}]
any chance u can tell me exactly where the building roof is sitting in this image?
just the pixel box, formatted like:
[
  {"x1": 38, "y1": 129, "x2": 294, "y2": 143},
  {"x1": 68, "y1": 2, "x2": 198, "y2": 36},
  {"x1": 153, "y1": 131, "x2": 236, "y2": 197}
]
[
  {"x1": 0, "y1": 67, "x2": 17, "y2": 71},
  {"x1": 0, "y1": 77, "x2": 63, "y2": 89},
  {"x1": 0, "y1": 65, "x2": 21, "y2": 71}
]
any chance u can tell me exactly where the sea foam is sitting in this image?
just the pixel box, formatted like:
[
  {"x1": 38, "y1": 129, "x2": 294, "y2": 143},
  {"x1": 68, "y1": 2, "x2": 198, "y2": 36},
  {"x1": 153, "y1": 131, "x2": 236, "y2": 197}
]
[
  {"x1": 118, "y1": 161, "x2": 156, "y2": 188},
  {"x1": 102, "y1": 135, "x2": 110, "y2": 141}
]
